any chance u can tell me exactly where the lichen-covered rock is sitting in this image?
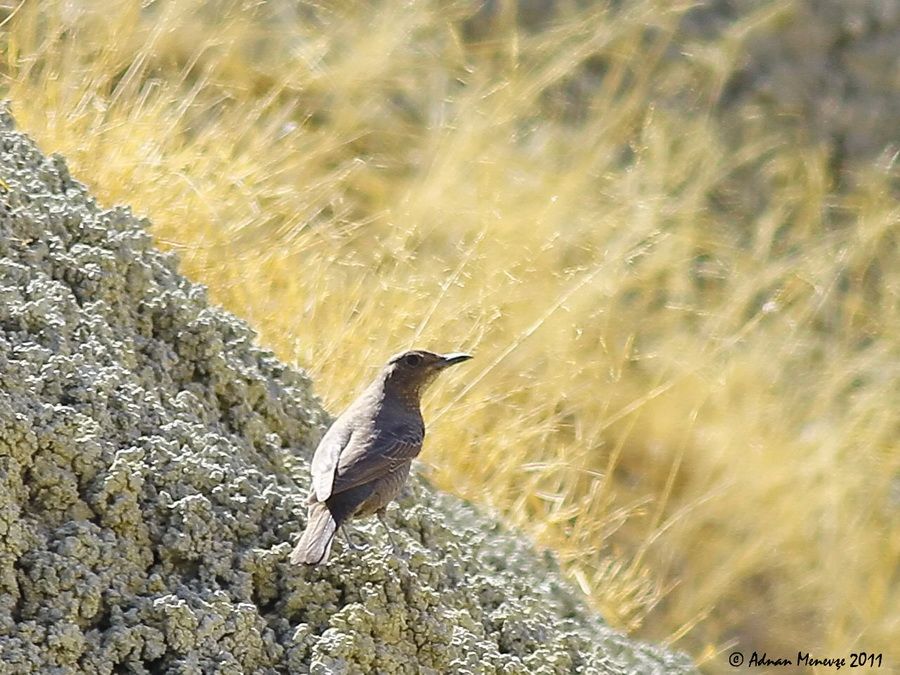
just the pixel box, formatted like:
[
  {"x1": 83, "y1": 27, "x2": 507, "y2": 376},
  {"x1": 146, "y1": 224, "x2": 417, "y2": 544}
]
[{"x1": 0, "y1": 108, "x2": 696, "y2": 673}]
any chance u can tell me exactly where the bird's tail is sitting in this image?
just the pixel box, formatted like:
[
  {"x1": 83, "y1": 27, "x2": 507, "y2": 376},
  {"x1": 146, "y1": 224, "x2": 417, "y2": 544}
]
[{"x1": 291, "y1": 501, "x2": 337, "y2": 565}]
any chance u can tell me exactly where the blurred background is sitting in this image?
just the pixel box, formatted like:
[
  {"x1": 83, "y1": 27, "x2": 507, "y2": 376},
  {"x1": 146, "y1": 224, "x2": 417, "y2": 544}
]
[{"x1": 2, "y1": 0, "x2": 898, "y2": 670}]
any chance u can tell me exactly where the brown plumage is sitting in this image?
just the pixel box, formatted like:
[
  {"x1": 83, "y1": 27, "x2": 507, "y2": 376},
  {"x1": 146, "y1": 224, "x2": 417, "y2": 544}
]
[{"x1": 290, "y1": 349, "x2": 472, "y2": 565}]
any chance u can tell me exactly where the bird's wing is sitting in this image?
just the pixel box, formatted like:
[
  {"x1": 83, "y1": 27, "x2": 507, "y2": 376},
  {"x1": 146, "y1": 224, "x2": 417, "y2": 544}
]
[
  {"x1": 310, "y1": 418, "x2": 355, "y2": 503},
  {"x1": 330, "y1": 423, "x2": 423, "y2": 496}
]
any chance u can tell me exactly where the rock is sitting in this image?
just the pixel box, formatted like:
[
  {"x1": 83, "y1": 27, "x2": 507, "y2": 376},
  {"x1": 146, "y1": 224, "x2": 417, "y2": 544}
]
[
  {"x1": 468, "y1": 0, "x2": 900, "y2": 165},
  {"x1": 682, "y1": 0, "x2": 900, "y2": 165},
  {"x1": 0, "y1": 108, "x2": 696, "y2": 673}
]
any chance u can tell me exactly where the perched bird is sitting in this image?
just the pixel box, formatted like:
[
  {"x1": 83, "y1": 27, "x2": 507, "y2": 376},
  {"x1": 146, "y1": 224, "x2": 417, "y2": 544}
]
[{"x1": 291, "y1": 349, "x2": 472, "y2": 565}]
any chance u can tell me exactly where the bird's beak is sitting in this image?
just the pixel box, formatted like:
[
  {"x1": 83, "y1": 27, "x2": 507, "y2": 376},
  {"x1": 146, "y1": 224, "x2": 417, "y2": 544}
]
[{"x1": 438, "y1": 352, "x2": 473, "y2": 368}]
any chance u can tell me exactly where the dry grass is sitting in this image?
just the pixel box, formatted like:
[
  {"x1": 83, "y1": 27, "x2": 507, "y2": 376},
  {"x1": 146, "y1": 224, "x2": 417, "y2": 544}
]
[{"x1": 3, "y1": 0, "x2": 898, "y2": 670}]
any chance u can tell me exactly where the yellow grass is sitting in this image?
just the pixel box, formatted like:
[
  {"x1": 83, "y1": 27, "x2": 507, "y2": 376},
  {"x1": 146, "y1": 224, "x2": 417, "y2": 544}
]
[{"x1": 3, "y1": 0, "x2": 898, "y2": 669}]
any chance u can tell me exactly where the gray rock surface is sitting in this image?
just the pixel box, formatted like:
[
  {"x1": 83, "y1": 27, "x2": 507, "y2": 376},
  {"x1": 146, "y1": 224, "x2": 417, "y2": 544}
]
[
  {"x1": 682, "y1": 0, "x2": 900, "y2": 166},
  {"x1": 0, "y1": 108, "x2": 696, "y2": 674},
  {"x1": 470, "y1": 0, "x2": 900, "y2": 165}
]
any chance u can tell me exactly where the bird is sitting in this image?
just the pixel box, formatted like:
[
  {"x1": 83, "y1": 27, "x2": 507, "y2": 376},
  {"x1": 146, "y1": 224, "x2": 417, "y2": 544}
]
[{"x1": 290, "y1": 349, "x2": 472, "y2": 565}]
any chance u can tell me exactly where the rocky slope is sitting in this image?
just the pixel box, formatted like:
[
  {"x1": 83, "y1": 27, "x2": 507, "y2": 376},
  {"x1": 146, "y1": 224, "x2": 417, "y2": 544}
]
[
  {"x1": 473, "y1": 0, "x2": 900, "y2": 166},
  {"x1": 0, "y1": 109, "x2": 695, "y2": 673}
]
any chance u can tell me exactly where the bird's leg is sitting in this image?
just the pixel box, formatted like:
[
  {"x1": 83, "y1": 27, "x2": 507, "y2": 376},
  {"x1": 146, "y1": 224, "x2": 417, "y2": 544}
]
[
  {"x1": 341, "y1": 525, "x2": 365, "y2": 551},
  {"x1": 376, "y1": 508, "x2": 398, "y2": 548}
]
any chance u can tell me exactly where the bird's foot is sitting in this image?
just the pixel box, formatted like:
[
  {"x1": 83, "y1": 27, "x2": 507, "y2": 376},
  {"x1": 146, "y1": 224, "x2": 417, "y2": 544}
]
[{"x1": 340, "y1": 526, "x2": 368, "y2": 552}]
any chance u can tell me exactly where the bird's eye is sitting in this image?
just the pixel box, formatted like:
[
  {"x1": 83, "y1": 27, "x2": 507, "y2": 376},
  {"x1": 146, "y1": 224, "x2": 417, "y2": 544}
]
[{"x1": 404, "y1": 353, "x2": 423, "y2": 367}]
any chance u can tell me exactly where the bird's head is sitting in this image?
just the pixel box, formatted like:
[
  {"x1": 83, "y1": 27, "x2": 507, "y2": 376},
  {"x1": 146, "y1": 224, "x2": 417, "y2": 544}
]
[{"x1": 382, "y1": 349, "x2": 472, "y2": 404}]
